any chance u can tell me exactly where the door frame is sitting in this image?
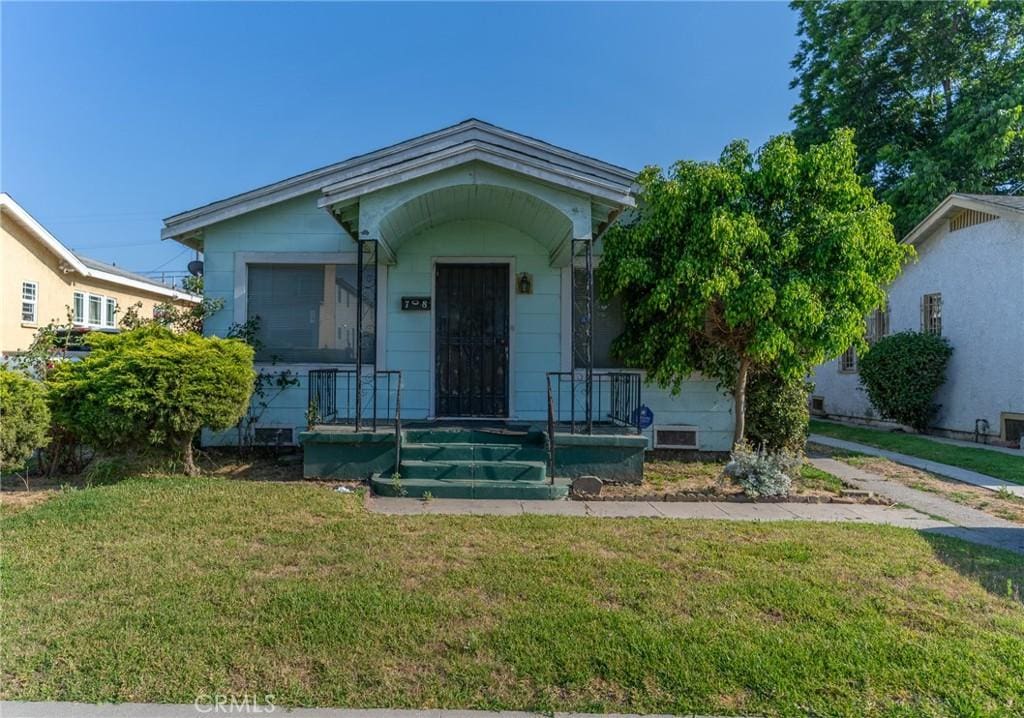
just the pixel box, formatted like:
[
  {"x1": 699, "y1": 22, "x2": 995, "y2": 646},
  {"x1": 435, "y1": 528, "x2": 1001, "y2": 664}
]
[{"x1": 429, "y1": 256, "x2": 516, "y2": 419}]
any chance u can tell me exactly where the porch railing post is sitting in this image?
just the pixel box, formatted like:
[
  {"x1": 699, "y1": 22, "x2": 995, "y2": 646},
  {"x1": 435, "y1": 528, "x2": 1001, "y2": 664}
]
[
  {"x1": 355, "y1": 240, "x2": 365, "y2": 431},
  {"x1": 585, "y1": 237, "x2": 594, "y2": 435}
]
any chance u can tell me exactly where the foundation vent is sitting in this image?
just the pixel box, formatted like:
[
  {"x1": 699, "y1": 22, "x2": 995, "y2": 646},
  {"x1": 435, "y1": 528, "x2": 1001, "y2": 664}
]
[{"x1": 653, "y1": 426, "x2": 699, "y2": 450}]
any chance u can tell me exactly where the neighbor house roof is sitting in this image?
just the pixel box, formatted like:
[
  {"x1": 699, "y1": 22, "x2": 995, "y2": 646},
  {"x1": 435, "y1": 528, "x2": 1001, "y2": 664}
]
[
  {"x1": 161, "y1": 118, "x2": 638, "y2": 243},
  {"x1": 1, "y1": 193, "x2": 201, "y2": 303},
  {"x1": 903, "y1": 192, "x2": 1024, "y2": 246}
]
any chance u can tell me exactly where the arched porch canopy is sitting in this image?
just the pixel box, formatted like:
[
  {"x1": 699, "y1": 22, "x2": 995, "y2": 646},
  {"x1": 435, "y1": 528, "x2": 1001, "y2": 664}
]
[{"x1": 315, "y1": 121, "x2": 636, "y2": 266}]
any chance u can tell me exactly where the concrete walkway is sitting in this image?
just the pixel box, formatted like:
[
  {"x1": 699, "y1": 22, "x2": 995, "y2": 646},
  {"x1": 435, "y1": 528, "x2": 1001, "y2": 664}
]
[
  {"x1": 369, "y1": 495, "x2": 950, "y2": 530},
  {"x1": 809, "y1": 433, "x2": 1024, "y2": 497},
  {"x1": 1, "y1": 704, "x2": 732, "y2": 718},
  {"x1": 809, "y1": 457, "x2": 1024, "y2": 554}
]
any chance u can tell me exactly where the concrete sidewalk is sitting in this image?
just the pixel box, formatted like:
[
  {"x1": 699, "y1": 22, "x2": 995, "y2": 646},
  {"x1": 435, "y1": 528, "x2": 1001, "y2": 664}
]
[
  {"x1": 809, "y1": 433, "x2": 1024, "y2": 497},
  {"x1": 809, "y1": 457, "x2": 1024, "y2": 554},
  {"x1": 0, "y1": 704, "x2": 732, "y2": 718},
  {"x1": 369, "y1": 495, "x2": 950, "y2": 530}
]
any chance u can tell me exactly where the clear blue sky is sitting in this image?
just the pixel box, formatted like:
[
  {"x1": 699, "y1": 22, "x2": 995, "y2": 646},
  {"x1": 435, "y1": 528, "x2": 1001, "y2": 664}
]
[{"x1": 2, "y1": 2, "x2": 800, "y2": 276}]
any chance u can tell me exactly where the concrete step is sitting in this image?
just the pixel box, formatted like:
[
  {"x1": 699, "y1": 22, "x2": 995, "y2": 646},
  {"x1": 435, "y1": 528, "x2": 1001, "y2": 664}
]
[
  {"x1": 370, "y1": 474, "x2": 570, "y2": 500},
  {"x1": 402, "y1": 442, "x2": 549, "y2": 463},
  {"x1": 398, "y1": 459, "x2": 546, "y2": 482},
  {"x1": 402, "y1": 428, "x2": 545, "y2": 446}
]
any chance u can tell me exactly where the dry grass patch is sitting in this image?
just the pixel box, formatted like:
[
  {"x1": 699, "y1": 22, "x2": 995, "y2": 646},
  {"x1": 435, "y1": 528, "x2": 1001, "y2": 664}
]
[
  {"x1": 601, "y1": 458, "x2": 846, "y2": 500},
  {"x1": 810, "y1": 442, "x2": 1024, "y2": 524}
]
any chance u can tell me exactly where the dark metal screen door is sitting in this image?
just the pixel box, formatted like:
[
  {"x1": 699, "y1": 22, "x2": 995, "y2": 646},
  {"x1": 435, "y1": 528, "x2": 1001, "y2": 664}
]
[{"x1": 435, "y1": 263, "x2": 510, "y2": 417}]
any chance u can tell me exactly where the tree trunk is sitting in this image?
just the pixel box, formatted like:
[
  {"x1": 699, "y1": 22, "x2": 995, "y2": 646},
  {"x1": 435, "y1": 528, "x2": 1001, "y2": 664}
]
[
  {"x1": 180, "y1": 435, "x2": 199, "y2": 477},
  {"x1": 733, "y1": 357, "x2": 751, "y2": 446}
]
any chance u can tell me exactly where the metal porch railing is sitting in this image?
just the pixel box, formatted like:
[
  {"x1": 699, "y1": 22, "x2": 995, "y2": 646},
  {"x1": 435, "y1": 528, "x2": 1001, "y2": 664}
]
[
  {"x1": 545, "y1": 370, "x2": 643, "y2": 480},
  {"x1": 307, "y1": 368, "x2": 402, "y2": 464}
]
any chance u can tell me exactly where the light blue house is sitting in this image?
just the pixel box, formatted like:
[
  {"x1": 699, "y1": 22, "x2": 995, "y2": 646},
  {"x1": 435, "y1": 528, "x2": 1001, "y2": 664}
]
[{"x1": 162, "y1": 120, "x2": 734, "y2": 496}]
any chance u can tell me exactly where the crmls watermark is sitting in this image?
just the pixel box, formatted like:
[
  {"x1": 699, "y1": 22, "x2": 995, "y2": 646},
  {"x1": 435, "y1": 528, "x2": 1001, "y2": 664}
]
[{"x1": 193, "y1": 693, "x2": 276, "y2": 713}]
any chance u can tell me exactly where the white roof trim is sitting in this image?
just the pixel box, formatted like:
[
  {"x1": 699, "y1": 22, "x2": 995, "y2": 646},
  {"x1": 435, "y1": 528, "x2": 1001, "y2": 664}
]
[
  {"x1": 1, "y1": 192, "x2": 89, "y2": 275},
  {"x1": 162, "y1": 119, "x2": 637, "y2": 241},
  {"x1": 318, "y1": 142, "x2": 636, "y2": 209},
  {"x1": 1, "y1": 193, "x2": 201, "y2": 303},
  {"x1": 903, "y1": 193, "x2": 1024, "y2": 246}
]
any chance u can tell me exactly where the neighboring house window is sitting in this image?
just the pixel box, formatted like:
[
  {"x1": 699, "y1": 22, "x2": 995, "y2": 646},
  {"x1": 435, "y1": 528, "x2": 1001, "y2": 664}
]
[
  {"x1": 867, "y1": 304, "x2": 890, "y2": 345},
  {"x1": 88, "y1": 294, "x2": 103, "y2": 326},
  {"x1": 921, "y1": 293, "x2": 942, "y2": 335},
  {"x1": 838, "y1": 345, "x2": 857, "y2": 373},
  {"x1": 73, "y1": 291, "x2": 85, "y2": 324},
  {"x1": 573, "y1": 268, "x2": 626, "y2": 369},
  {"x1": 246, "y1": 263, "x2": 373, "y2": 363},
  {"x1": 105, "y1": 298, "x2": 117, "y2": 328},
  {"x1": 21, "y1": 281, "x2": 38, "y2": 323}
]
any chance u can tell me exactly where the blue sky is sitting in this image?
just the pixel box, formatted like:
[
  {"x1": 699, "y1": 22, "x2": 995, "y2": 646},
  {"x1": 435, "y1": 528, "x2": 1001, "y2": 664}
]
[{"x1": 2, "y1": 2, "x2": 800, "y2": 277}]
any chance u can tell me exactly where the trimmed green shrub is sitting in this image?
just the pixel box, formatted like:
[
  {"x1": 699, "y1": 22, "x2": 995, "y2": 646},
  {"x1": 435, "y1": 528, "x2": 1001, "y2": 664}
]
[
  {"x1": 0, "y1": 367, "x2": 51, "y2": 472},
  {"x1": 745, "y1": 372, "x2": 812, "y2": 454},
  {"x1": 858, "y1": 331, "x2": 953, "y2": 432},
  {"x1": 48, "y1": 325, "x2": 255, "y2": 476}
]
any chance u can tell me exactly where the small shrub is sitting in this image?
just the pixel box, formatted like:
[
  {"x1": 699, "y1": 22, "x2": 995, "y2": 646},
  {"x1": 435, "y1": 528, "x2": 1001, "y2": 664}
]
[
  {"x1": 858, "y1": 331, "x2": 953, "y2": 432},
  {"x1": 83, "y1": 456, "x2": 131, "y2": 486},
  {"x1": 724, "y1": 441, "x2": 799, "y2": 498},
  {"x1": 0, "y1": 367, "x2": 51, "y2": 473},
  {"x1": 47, "y1": 325, "x2": 255, "y2": 476},
  {"x1": 746, "y1": 371, "x2": 812, "y2": 454}
]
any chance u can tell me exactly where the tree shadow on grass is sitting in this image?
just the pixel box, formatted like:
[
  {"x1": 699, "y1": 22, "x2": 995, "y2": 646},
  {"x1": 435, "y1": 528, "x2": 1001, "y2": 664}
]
[{"x1": 920, "y1": 528, "x2": 1024, "y2": 604}]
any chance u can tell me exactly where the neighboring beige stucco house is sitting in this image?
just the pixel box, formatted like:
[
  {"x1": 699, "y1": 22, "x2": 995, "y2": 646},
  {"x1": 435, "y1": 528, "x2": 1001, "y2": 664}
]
[{"x1": 1, "y1": 193, "x2": 200, "y2": 354}]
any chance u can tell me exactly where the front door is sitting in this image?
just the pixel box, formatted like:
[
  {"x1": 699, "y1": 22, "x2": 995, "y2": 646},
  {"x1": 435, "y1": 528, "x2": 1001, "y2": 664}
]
[{"x1": 435, "y1": 263, "x2": 510, "y2": 417}]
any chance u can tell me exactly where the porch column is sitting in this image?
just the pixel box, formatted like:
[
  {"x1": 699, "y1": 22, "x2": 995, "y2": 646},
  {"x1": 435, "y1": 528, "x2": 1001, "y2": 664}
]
[
  {"x1": 571, "y1": 237, "x2": 595, "y2": 435},
  {"x1": 355, "y1": 239, "x2": 378, "y2": 431}
]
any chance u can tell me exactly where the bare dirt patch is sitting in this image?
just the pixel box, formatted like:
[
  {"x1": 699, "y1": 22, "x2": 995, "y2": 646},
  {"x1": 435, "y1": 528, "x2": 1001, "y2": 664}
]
[{"x1": 597, "y1": 458, "x2": 847, "y2": 501}]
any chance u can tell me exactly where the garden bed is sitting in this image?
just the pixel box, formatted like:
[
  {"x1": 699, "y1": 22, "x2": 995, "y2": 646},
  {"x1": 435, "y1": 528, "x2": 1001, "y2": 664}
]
[{"x1": 576, "y1": 458, "x2": 890, "y2": 504}]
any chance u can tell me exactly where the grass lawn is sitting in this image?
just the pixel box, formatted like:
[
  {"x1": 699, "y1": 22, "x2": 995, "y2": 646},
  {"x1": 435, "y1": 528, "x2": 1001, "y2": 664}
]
[
  {"x1": 810, "y1": 419, "x2": 1024, "y2": 485},
  {"x1": 3, "y1": 478, "x2": 1024, "y2": 717}
]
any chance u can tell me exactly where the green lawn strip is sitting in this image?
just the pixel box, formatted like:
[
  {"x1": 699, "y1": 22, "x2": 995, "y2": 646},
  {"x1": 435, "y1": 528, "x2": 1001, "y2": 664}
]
[
  {"x1": 2, "y1": 477, "x2": 1023, "y2": 717},
  {"x1": 810, "y1": 419, "x2": 1024, "y2": 485}
]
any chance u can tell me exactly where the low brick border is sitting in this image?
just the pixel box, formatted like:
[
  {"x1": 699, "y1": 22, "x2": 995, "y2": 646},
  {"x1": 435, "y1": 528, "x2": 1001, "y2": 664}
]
[{"x1": 574, "y1": 491, "x2": 892, "y2": 505}]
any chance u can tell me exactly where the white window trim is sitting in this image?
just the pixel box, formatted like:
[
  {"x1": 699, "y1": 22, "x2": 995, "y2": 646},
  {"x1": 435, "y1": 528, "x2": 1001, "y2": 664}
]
[
  {"x1": 73, "y1": 291, "x2": 85, "y2": 324},
  {"x1": 104, "y1": 297, "x2": 117, "y2": 328},
  {"x1": 21, "y1": 281, "x2": 38, "y2": 325},
  {"x1": 233, "y1": 251, "x2": 385, "y2": 368}
]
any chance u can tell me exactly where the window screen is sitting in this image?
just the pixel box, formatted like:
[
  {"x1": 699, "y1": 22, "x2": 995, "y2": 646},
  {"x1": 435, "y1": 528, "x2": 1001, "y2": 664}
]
[
  {"x1": 573, "y1": 269, "x2": 625, "y2": 368},
  {"x1": 246, "y1": 263, "x2": 373, "y2": 363}
]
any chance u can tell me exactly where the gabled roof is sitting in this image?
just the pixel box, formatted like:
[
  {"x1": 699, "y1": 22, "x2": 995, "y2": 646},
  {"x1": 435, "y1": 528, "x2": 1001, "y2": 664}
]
[
  {"x1": 1, "y1": 193, "x2": 201, "y2": 303},
  {"x1": 903, "y1": 192, "x2": 1024, "y2": 246},
  {"x1": 161, "y1": 119, "x2": 637, "y2": 242}
]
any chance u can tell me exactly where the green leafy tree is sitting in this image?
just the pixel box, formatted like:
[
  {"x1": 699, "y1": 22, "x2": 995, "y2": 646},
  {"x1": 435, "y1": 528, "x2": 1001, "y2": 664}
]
[
  {"x1": 0, "y1": 367, "x2": 51, "y2": 473},
  {"x1": 47, "y1": 325, "x2": 255, "y2": 475},
  {"x1": 858, "y1": 330, "x2": 953, "y2": 432},
  {"x1": 599, "y1": 130, "x2": 910, "y2": 443},
  {"x1": 790, "y1": 0, "x2": 1024, "y2": 237}
]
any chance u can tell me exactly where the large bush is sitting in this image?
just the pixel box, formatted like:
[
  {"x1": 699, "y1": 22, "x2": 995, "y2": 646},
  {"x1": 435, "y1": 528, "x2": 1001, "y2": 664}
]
[
  {"x1": 0, "y1": 367, "x2": 51, "y2": 472},
  {"x1": 48, "y1": 325, "x2": 255, "y2": 475},
  {"x1": 745, "y1": 372, "x2": 812, "y2": 454},
  {"x1": 858, "y1": 331, "x2": 953, "y2": 432}
]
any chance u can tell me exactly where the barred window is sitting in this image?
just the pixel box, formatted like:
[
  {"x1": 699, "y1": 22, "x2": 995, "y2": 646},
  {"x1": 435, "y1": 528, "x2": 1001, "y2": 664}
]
[
  {"x1": 921, "y1": 293, "x2": 942, "y2": 335},
  {"x1": 867, "y1": 304, "x2": 890, "y2": 344},
  {"x1": 839, "y1": 345, "x2": 857, "y2": 373}
]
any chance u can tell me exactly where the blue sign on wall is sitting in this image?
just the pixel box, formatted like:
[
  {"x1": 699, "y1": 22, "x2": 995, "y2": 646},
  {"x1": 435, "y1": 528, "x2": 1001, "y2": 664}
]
[{"x1": 635, "y1": 405, "x2": 654, "y2": 430}]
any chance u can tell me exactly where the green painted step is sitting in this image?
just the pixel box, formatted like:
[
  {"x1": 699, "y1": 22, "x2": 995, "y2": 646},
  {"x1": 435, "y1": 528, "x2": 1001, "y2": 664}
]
[
  {"x1": 399, "y1": 459, "x2": 546, "y2": 482},
  {"x1": 402, "y1": 428, "x2": 546, "y2": 446},
  {"x1": 371, "y1": 474, "x2": 570, "y2": 500},
  {"x1": 402, "y1": 442, "x2": 549, "y2": 463}
]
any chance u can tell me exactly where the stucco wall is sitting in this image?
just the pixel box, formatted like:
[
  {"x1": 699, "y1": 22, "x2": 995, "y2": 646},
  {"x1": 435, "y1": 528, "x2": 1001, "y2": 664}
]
[
  {"x1": 1, "y1": 214, "x2": 191, "y2": 354},
  {"x1": 812, "y1": 215, "x2": 1024, "y2": 438},
  {"x1": 200, "y1": 191, "x2": 735, "y2": 451}
]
